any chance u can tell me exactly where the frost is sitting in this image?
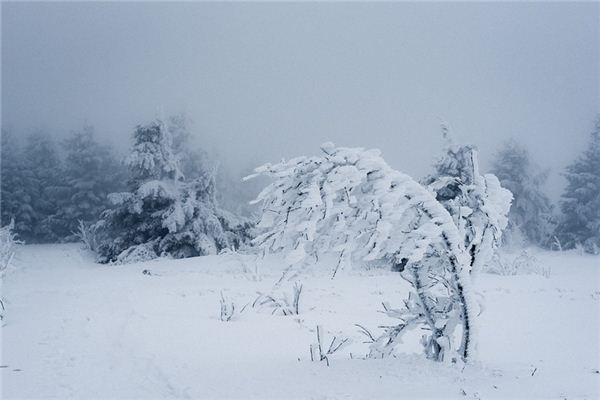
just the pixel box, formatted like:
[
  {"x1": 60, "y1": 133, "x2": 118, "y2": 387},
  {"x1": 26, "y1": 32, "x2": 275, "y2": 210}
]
[
  {"x1": 94, "y1": 119, "x2": 253, "y2": 263},
  {"x1": 248, "y1": 141, "x2": 493, "y2": 362}
]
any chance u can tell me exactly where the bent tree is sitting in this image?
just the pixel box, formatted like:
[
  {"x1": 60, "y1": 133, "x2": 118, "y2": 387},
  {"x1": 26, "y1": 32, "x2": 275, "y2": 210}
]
[
  {"x1": 248, "y1": 142, "x2": 510, "y2": 362},
  {"x1": 423, "y1": 128, "x2": 513, "y2": 274}
]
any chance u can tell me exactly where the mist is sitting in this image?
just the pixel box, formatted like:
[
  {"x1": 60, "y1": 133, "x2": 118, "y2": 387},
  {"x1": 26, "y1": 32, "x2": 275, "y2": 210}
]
[
  {"x1": 3, "y1": 4, "x2": 600, "y2": 398},
  {"x1": 2, "y1": 2, "x2": 599, "y2": 199}
]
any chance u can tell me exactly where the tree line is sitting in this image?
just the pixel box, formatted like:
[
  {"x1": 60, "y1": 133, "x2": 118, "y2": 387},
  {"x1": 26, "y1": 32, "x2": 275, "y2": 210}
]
[
  {"x1": 490, "y1": 117, "x2": 600, "y2": 254},
  {"x1": 0, "y1": 115, "x2": 258, "y2": 250},
  {"x1": 1, "y1": 116, "x2": 599, "y2": 254},
  {"x1": 1, "y1": 115, "x2": 598, "y2": 363}
]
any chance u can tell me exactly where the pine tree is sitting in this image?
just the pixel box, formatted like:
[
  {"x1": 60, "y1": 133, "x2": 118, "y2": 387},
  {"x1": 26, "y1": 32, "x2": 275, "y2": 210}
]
[
  {"x1": 1, "y1": 131, "x2": 28, "y2": 235},
  {"x1": 18, "y1": 132, "x2": 68, "y2": 243},
  {"x1": 557, "y1": 118, "x2": 600, "y2": 254},
  {"x1": 491, "y1": 139, "x2": 555, "y2": 248},
  {"x1": 54, "y1": 125, "x2": 126, "y2": 241},
  {"x1": 95, "y1": 119, "x2": 251, "y2": 263}
]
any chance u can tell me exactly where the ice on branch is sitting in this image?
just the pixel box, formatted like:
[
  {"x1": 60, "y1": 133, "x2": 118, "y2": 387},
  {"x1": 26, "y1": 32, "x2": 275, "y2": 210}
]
[{"x1": 248, "y1": 142, "x2": 511, "y2": 362}]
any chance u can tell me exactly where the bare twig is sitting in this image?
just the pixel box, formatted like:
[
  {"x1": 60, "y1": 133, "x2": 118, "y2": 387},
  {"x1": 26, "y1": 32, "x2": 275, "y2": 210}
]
[
  {"x1": 219, "y1": 292, "x2": 235, "y2": 322},
  {"x1": 355, "y1": 324, "x2": 376, "y2": 343},
  {"x1": 253, "y1": 282, "x2": 303, "y2": 316},
  {"x1": 310, "y1": 325, "x2": 350, "y2": 366}
]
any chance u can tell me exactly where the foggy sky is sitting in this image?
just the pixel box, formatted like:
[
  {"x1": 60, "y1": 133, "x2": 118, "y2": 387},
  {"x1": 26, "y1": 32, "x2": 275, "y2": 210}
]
[{"x1": 2, "y1": 2, "x2": 599, "y2": 199}]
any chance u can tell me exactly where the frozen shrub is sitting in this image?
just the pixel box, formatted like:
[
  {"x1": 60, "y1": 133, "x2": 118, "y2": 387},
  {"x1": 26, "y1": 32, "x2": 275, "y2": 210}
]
[
  {"x1": 486, "y1": 250, "x2": 550, "y2": 278},
  {"x1": 0, "y1": 220, "x2": 21, "y2": 322},
  {"x1": 219, "y1": 292, "x2": 236, "y2": 322},
  {"x1": 75, "y1": 220, "x2": 100, "y2": 252},
  {"x1": 0, "y1": 220, "x2": 20, "y2": 277},
  {"x1": 253, "y1": 282, "x2": 303, "y2": 316}
]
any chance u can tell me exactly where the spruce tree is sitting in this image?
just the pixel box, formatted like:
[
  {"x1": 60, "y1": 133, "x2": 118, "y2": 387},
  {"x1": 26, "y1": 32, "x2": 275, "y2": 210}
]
[
  {"x1": 491, "y1": 139, "x2": 555, "y2": 247},
  {"x1": 557, "y1": 118, "x2": 600, "y2": 253},
  {"x1": 19, "y1": 132, "x2": 67, "y2": 243},
  {"x1": 95, "y1": 119, "x2": 250, "y2": 263},
  {"x1": 1, "y1": 131, "x2": 28, "y2": 234},
  {"x1": 54, "y1": 125, "x2": 125, "y2": 240}
]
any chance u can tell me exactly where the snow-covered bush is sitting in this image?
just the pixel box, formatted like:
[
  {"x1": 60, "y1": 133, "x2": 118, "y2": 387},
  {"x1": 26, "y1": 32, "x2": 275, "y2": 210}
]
[
  {"x1": 486, "y1": 250, "x2": 550, "y2": 277},
  {"x1": 94, "y1": 119, "x2": 252, "y2": 264},
  {"x1": 75, "y1": 220, "x2": 100, "y2": 252},
  {"x1": 219, "y1": 292, "x2": 237, "y2": 322},
  {"x1": 253, "y1": 282, "x2": 303, "y2": 316},
  {"x1": 248, "y1": 142, "x2": 496, "y2": 362},
  {"x1": 0, "y1": 220, "x2": 21, "y2": 277},
  {"x1": 0, "y1": 220, "x2": 21, "y2": 322}
]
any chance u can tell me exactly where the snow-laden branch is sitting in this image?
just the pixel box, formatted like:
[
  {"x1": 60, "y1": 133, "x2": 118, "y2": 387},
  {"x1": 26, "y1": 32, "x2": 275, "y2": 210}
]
[{"x1": 248, "y1": 142, "x2": 485, "y2": 362}]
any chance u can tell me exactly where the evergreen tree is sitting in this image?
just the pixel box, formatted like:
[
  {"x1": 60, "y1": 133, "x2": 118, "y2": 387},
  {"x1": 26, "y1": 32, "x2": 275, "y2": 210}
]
[
  {"x1": 557, "y1": 118, "x2": 600, "y2": 254},
  {"x1": 491, "y1": 139, "x2": 555, "y2": 247},
  {"x1": 18, "y1": 132, "x2": 67, "y2": 243},
  {"x1": 95, "y1": 119, "x2": 251, "y2": 263},
  {"x1": 1, "y1": 131, "x2": 28, "y2": 234},
  {"x1": 54, "y1": 125, "x2": 125, "y2": 241}
]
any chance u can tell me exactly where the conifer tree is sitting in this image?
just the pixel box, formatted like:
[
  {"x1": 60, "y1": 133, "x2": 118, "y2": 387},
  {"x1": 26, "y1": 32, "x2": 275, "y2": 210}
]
[
  {"x1": 491, "y1": 139, "x2": 555, "y2": 247},
  {"x1": 557, "y1": 118, "x2": 600, "y2": 254},
  {"x1": 54, "y1": 125, "x2": 125, "y2": 240},
  {"x1": 95, "y1": 119, "x2": 250, "y2": 263},
  {"x1": 19, "y1": 132, "x2": 67, "y2": 243},
  {"x1": 1, "y1": 131, "x2": 28, "y2": 234}
]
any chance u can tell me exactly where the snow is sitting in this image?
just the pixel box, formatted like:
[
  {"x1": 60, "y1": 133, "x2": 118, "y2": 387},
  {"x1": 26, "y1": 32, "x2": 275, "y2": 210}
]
[
  {"x1": 1, "y1": 244, "x2": 599, "y2": 399},
  {"x1": 248, "y1": 143, "x2": 485, "y2": 361}
]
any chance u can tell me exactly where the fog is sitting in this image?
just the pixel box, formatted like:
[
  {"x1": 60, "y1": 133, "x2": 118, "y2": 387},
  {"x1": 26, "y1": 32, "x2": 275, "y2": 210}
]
[{"x1": 2, "y1": 2, "x2": 599, "y2": 198}]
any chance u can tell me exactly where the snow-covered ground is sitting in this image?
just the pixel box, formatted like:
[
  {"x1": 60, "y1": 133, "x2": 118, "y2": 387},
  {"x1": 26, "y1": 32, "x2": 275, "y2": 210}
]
[{"x1": 1, "y1": 244, "x2": 598, "y2": 399}]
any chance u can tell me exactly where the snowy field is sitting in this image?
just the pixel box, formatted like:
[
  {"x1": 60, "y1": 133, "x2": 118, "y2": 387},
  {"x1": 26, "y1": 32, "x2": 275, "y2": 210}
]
[{"x1": 1, "y1": 244, "x2": 599, "y2": 399}]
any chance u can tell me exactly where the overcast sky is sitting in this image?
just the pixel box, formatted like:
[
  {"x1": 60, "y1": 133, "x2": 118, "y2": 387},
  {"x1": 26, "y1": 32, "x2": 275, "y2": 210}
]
[{"x1": 2, "y1": 2, "x2": 599, "y2": 198}]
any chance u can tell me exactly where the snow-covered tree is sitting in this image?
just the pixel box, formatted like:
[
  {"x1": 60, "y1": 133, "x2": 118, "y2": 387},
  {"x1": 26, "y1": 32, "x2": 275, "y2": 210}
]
[
  {"x1": 52, "y1": 125, "x2": 126, "y2": 241},
  {"x1": 491, "y1": 139, "x2": 555, "y2": 248},
  {"x1": 94, "y1": 119, "x2": 251, "y2": 263},
  {"x1": 556, "y1": 118, "x2": 600, "y2": 254},
  {"x1": 1, "y1": 131, "x2": 28, "y2": 234},
  {"x1": 14, "y1": 132, "x2": 68, "y2": 243},
  {"x1": 247, "y1": 142, "x2": 506, "y2": 362},
  {"x1": 423, "y1": 127, "x2": 512, "y2": 273}
]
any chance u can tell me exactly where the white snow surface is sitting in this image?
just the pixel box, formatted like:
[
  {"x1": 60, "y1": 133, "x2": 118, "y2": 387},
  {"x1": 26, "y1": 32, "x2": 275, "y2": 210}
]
[{"x1": 1, "y1": 244, "x2": 599, "y2": 399}]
